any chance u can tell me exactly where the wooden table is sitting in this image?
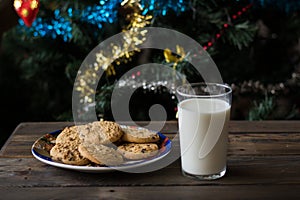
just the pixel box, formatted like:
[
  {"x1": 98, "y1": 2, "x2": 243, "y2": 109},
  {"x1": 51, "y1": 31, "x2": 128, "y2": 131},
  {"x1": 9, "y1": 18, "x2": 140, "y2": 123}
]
[{"x1": 1, "y1": 121, "x2": 300, "y2": 199}]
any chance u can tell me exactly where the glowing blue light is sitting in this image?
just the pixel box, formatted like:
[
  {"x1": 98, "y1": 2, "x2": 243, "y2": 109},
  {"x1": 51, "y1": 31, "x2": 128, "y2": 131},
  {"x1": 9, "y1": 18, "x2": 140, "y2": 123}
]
[
  {"x1": 68, "y1": 8, "x2": 73, "y2": 17},
  {"x1": 18, "y1": 19, "x2": 25, "y2": 25},
  {"x1": 142, "y1": 8, "x2": 148, "y2": 15},
  {"x1": 54, "y1": 9, "x2": 60, "y2": 16},
  {"x1": 162, "y1": 9, "x2": 167, "y2": 16},
  {"x1": 140, "y1": 0, "x2": 187, "y2": 16},
  {"x1": 17, "y1": 0, "x2": 187, "y2": 42}
]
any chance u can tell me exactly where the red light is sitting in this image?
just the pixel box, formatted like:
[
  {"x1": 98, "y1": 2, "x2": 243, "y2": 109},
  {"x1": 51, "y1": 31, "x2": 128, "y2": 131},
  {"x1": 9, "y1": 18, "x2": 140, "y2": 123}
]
[
  {"x1": 199, "y1": 3, "x2": 252, "y2": 55},
  {"x1": 136, "y1": 71, "x2": 141, "y2": 76}
]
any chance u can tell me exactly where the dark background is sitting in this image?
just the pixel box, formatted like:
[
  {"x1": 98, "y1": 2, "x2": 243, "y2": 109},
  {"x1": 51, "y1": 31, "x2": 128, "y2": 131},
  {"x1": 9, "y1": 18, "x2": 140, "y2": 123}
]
[{"x1": 1, "y1": 0, "x2": 300, "y2": 147}]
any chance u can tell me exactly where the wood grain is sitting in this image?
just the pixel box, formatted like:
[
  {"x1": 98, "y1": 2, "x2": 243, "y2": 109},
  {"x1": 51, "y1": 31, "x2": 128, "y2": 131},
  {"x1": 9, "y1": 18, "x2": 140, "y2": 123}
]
[
  {"x1": 2, "y1": 123, "x2": 300, "y2": 157},
  {"x1": 1, "y1": 121, "x2": 300, "y2": 199},
  {"x1": 229, "y1": 121, "x2": 300, "y2": 133},
  {"x1": 1, "y1": 185, "x2": 299, "y2": 200},
  {"x1": 0, "y1": 156, "x2": 299, "y2": 187}
]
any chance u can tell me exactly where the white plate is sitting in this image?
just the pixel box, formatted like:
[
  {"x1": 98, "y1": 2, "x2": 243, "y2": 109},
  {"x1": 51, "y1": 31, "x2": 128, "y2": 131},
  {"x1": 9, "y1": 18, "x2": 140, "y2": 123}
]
[{"x1": 31, "y1": 126, "x2": 172, "y2": 173}]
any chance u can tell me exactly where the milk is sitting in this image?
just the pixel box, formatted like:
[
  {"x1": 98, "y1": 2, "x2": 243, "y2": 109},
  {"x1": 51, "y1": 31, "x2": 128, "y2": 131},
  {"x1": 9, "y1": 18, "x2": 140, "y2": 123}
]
[{"x1": 178, "y1": 98, "x2": 230, "y2": 175}]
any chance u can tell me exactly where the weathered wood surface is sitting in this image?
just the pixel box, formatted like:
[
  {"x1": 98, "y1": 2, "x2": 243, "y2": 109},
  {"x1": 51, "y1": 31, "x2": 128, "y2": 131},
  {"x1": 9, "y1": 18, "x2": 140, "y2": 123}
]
[
  {"x1": 0, "y1": 121, "x2": 300, "y2": 199},
  {"x1": 0, "y1": 156, "x2": 299, "y2": 186},
  {"x1": 2, "y1": 121, "x2": 300, "y2": 158},
  {"x1": 1, "y1": 186, "x2": 299, "y2": 200}
]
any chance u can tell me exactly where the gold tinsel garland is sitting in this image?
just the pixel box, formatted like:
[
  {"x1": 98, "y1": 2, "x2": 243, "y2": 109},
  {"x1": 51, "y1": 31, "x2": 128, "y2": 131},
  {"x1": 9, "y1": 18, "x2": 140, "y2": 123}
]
[{"x1": 75, "y1": 0, "x2": 152, "y2": 103}]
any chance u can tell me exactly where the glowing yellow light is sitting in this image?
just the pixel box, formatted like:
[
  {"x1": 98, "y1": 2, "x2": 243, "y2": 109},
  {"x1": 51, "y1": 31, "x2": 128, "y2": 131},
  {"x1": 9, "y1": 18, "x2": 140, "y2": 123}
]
[
  {"x1": 30, "y1": 0, "x2": 39, "y2": 10},
  {"x1": 21, "y1": 8, "x2": 29, "y2": 17},
  {"x1": 14, "y1": 0, "x2": 22, "y2": 9}
]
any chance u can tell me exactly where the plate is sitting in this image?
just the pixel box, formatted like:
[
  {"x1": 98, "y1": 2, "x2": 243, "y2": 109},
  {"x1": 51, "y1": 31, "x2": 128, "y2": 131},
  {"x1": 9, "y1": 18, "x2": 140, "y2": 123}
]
[{"x1": 31, "y1": 125, "x2": 172, "y2": 172}]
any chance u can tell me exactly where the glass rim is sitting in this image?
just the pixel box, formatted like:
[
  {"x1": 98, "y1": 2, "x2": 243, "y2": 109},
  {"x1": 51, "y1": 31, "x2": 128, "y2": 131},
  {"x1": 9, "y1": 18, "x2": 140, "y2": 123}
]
[{"x1": 176, "y1": 82, "x2": 232, "y2": 98}]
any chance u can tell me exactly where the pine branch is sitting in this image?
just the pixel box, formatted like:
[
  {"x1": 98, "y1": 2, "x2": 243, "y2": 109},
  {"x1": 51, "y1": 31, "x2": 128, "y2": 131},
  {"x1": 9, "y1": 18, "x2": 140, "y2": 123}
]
[{"x1": 223, "y1": 21, "x2": 257, "y2": 50}]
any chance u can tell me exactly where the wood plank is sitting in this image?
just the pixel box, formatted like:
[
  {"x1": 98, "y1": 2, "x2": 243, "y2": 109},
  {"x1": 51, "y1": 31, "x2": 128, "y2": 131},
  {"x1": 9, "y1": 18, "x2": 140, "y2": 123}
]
[
  {"x1": 3, "y1": 121, "x2": 300, "y2": 140},
  {"x1": 2, "y1": 121, "x2": 300, "y2": 157},
  {"x1": 6, "y1": 122, "x2": 75, "y2": 135},
  {"x1": 13, "y1": 120, "x2": 300, "y2": 134},
  {"x1": 228, "y1": 133, "x2": 300, "y2": 156},
  {"x1": 229, "y1": 121, "x2": 300, "y2": 133},
  {"x1": 2, "y1": 121, "x2": 300, "y2": 149},
  {"x1": 0, "y1": 122, "x2": 73, "y2": 156},
  {"x1": 2, "y1": 131, "x2": 300, "y2": 158},
  {"x1": 1, "y1": 185, "x2": 299, "y2": 200},
  {"x1": 0, "y1": 156, "x2": 299, "y2": 187}
]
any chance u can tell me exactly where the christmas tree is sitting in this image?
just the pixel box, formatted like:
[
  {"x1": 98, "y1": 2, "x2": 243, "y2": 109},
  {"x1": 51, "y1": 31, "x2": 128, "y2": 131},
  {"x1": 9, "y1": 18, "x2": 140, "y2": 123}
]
[{"x1": 1, "y1": 0, "x2": 300, "y2": 145}]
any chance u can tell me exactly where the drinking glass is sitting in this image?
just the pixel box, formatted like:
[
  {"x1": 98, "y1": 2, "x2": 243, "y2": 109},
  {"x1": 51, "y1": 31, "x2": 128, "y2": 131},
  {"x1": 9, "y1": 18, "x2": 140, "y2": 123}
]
[{"x1": 176, "y1": 82, "x2": 232, "y2": 180}]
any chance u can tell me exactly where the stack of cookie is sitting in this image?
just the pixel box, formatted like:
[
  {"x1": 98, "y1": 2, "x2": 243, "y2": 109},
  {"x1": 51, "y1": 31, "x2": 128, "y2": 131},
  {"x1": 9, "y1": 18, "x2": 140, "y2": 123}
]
[
  {"x1": 118, "y1": 126, "x2": 160, "y2": 160},
  {"x1": 49, "y1": 121, "x2": 161, "y2": 166}
]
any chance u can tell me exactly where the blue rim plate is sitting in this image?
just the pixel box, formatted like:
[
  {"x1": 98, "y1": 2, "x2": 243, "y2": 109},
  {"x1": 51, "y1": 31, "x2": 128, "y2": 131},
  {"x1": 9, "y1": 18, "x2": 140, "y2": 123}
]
[{"x1": 31, "y1": 125, "x2": 172, "y2": 173}]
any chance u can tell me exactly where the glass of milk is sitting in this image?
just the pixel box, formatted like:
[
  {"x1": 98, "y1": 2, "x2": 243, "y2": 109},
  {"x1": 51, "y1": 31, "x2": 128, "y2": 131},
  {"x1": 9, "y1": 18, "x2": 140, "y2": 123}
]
[{"x1": 176, "y1": 83, "x2": 232, "y2": 180}]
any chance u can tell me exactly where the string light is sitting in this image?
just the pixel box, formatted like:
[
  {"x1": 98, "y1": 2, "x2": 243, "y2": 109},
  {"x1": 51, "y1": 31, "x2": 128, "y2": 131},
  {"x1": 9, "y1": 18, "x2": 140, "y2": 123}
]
[
  {"x1": 16, "y1": 1, "x2": 300, "y2": 43},
  {"x1": 202, "y1": 3, "x2": 253, "y2": 51},
  {"x1": 17, "y1": 0, "x2": 187, "y2": 42},
  {"x1": 140, "y1": 0, "x2": 186, "y2": 16}
]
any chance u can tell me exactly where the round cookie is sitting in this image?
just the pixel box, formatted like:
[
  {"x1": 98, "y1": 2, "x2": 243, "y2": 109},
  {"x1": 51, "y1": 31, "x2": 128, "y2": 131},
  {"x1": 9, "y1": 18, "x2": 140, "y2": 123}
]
[
  {"x1": 121, "y1": 126, "x2": 160, "y2": 143},
  {"x1": 56, "y1": 125, "x2": 88, "y2": 144},
  {"x1": 117, "y1": 143, "x2": 159, "y2": 160},
  {"x1": 79, "y1": 121, "x2": 124, "y2": 145},
  {"x1": 50, "y1": 125, "x2": 89, "y2": 165},
  {"x1": 94, "y1": 121, "x2": 124, "y2": 143},
  {"x1": 50, "y1": 142, "x2": 89, "y2": 166},
  {"x1": 78, "y1": 143, "x2": 124, "y2": 166}
]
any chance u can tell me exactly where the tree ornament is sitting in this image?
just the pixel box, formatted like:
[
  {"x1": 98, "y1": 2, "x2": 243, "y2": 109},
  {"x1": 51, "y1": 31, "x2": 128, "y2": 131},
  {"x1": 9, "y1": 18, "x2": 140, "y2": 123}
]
[
  {"x1": 14, "y1": 0, "x2": 40, "y2": 27},
  {"x1": 164, "y1": 45, "x2": 186, "y2": 70}
]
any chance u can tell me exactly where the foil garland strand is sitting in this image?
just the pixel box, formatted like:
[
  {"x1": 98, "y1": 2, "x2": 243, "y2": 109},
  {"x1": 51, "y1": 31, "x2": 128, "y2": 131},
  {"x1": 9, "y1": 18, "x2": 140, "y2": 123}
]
[
  {"x1": 17, "y1": 0, "x2": 187, "y2": 42},
  {"x1": 75, "y1": 0, "x2": 152, "y2": 104}
]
